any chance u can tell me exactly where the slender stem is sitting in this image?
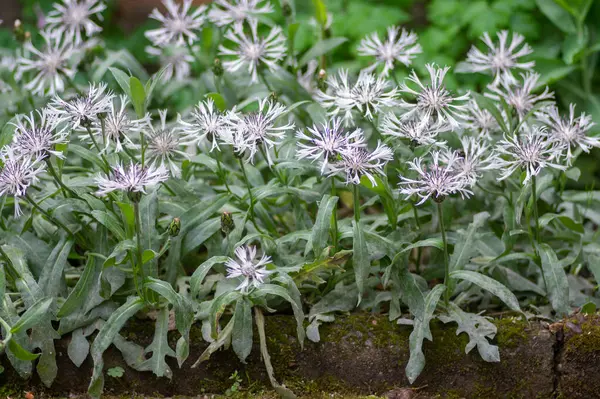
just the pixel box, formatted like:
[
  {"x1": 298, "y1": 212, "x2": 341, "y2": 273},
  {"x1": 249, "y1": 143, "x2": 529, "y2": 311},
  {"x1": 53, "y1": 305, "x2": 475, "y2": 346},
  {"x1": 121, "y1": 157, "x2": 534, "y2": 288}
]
[
  {"x1": 531, "y1": 176, "x2": 541, "y2": 244},
  {"x1": 411, "y1": 202, "x2": 421, "y2": 229},
  {"x1": 25, "y1": 193, "x2": 74, "y2": 237},
  {"x1": 238, "y1": 158, "x2": 265, "y2": 234},
  {"x1": 84, "y1": 125, "x2": 110, "y2": 172},
  {"x1": 66, "y1": 76, "x2": 83, "y2": 96},
  {"x1": 331, "y1": 178, "x2": 339, "y2": 253},
  {"x1": 215, "y1": 153, "x2": 233, "y2": 195},
  {"x1": 133, "y1": 200, "x2": 145, "y2": 300},
  {"x1": 438, "y1": 201, "x2": 450, "y2": 306},
  {"x1": 45, "y1": 159, "x2": 74, "y2": 198},
  {"x1": 258, "y1": 69, "x2": 274, "y2": 93},
  {"x1": 140, "y1": 133, "x2": 146, "y2": 168},
  {"x1": 353, "y1": 184, "x2": 360, "y2": 223}
]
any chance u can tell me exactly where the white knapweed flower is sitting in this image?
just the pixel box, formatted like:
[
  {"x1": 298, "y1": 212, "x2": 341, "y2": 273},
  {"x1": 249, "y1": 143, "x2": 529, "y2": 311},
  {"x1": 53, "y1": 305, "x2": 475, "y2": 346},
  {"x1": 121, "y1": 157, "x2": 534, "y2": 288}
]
[
  {"x1": 146, "y1": 45, "x2": 194, "y2": 82},
  {"x1": 350, "y1": 71, "x2": 399, "y2": 121},
  {"x1": 226, "y1": 245, "x2": 272, "y2": 292},
  {"x1": 95, "y1": 162, "x2": 169, "y2": 196},
  {"x1": 328, "y1": 141, "x2": 393, "y2": 186},
  {"x1": 144, "y1": 110, "x2": 189, "y2": 178},
  {"x1": 48, "y1": 82, "x2": 113, "y2": 129},
  {"x1": 0, "y1": 148, "x2": 46, "y2": 217},
  {"x1": 12, "y1": 109, "x2": 68, "y2": 160},
  {"x1": 296, "y1": 118, "x2": 366, "y2": 173},
  {"x1": 179, "y1": 98, "x2": 227, "y2": 151},
  {"x1": 450, "y1": 136, "x2": 494, "y2": 187},
  {"x1": 90, "y1": 95, "x2": 149, "y2": 153},
  {"x1": 460, "y1": 31, "x2": 535, "y2": 86},
  {"x1": 145, "y1": 0, "x2": 207, "y2": 47},
  {"x1": 399, "y1": 150, "x2": 472, "y2": 205},
  {"x1": 218, "y1": 126, "x2": 256, "y2": 159},
  {"x1": 399, "y1": 64, "x2": 469, "y2": 130},
  {"x1": 536, "y1": 104, "x2": 598, "y2": 164},
  {"x1": 224, "y1": 99, "x2": 294, "y2": 164},
  {"x1": 463, "y1": 99, "x2": 500, "y2": 139},
  {"x1": 208, "y1": 0, "x2": 273, "y2": 30},
  {"x1": 358, "y1": 26, "x2": 422, "y2": 77},
  {"x1": 218, "y1": 22, "x2": 287, "y2": 83},
  {"x1": 494, "y1": 126, "x2": 566, "y2": 184},
  {"x1": 486, "y1": 73, "x2": 553, "y2": 118},
  {"x1": 46, "y1": 0, "x2": 106, "y2": 45},
  {"x1": 316, "y1": 69, "x2": 354, "y2": 123},
  {"x1": 16, "y1": 32, "x2": 76, "y2": 96},
  {"x1": 380, "y1": 112, "x2": 445, "y2": 146}
]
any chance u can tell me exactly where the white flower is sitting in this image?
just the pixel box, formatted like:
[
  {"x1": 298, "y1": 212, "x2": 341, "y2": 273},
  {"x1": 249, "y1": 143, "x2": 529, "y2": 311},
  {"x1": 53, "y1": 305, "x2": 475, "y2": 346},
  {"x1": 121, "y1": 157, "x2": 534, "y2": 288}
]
[
  {"x1": 46, "y1": 0, "x2": 106, "y2": 45},
  {"x1": 0, "y1": 147, "x2": 46, "y2": 217},
  {"x1": 225, "y1": 245, "x2": 272, "y2": 292},
  {"x1": 208, "y1": 0, "x2": 273, "y2": 31},
  {"x1": 536, "y1": 104, "x2": 598, "y2": 164},
  {"x1": 450, "y1": 136, "x2": 494, "y2": 187},
  {"x1": 358, "y1": 26, "x2": 421, "y2": 77},
  {"x1": 144, "y1": 110, "x2": 189, "y2": 178},
  {"x1": 460, "y1": 31, "x2": 535, "y2": 86},
  {"x1": 493, "y1": 126, "x2": 566, "y2": 184},
  {"x1": 380, "y1": 112, "x2": 445, "y2": 146},
  {"x1": 399, "y1": 150, "x2": 472, "y2": 205},
  {"x1": 224, "y1": 98, "x2": 294, "y2": 164},
  {"x1": 89, "y1": 95, "x2": 149, "y2": 153},
  {"x1": 146, "y1": 45, "x2": 194, "y2": 82},
  {"x1": 296, "y1": 118, "x2": 366, "y2": 173},
  {"x1": 95, "y1": 162, "x2": 169, "y2": 196},
  {"x1": 462, "y1": 99, "x2": 500, "y2": 140},
  {"x1": 315, "y1": 69, "x2": 354, "y2": 124},
  {"x1": 399, "y1": 64, "x2": 469, "y2": 130},
  {"x1": 486, "y1": 73, "x2": 554, "y2": 119},
  {"x1": 328, "y1": 141, "x2": 393, "y2": 186},
  {"x1": 48, "y1": 82, "x2": 114, "y2": 129},
  {"x1": 218, "y1": 22, "x2": 287, "y2": 83},
  {"x1": 145, "y1": 0, "x2": 207, "y2": 47},
  {"x1": 16, "y1": 31, "x2": 76, "y2": 96},
  {"x1": 11, "y1": 109, "x2": 69, "y2": 160},
  {"x1": 218, "y1": 126, "x2": 256, "y2": 159},
  {"x1": 179, "y1": 98, "x2": 227, "y2": 151}
]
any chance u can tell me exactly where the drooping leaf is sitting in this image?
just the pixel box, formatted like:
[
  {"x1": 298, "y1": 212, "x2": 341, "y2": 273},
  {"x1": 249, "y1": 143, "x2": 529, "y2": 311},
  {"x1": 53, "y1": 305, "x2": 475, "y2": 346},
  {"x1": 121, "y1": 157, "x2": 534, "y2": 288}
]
[
  {"x1": 232, "y1": 298, "x2": 253, "y2": 363},
  {"x1": 68, "y1": 328, "x2": 90, "y2": 367},
  {"x1": 537, "y1": 243, "x2": 570, "y2": 316}
]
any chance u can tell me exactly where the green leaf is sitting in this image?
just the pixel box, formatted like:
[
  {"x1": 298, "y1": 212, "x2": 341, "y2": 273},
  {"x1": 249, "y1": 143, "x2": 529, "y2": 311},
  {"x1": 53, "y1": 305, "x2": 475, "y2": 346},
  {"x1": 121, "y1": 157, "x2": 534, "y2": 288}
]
[
  {"x1": 312, "y1": 0, "x2": 327, "y2": 27},
  {"x1": 406, "y1": 284, "x2": 445, "y2": 384},
  {"x1": 587, "y1": 254, "x2": 600, "y2": 285},
  {"x1": 299, "y1": 37, "x2": 347, "y2": 67},
  {"x1": 190, "y1": 256, "x2": 229, "y2": 298},
  {"x1": 392, "y1": 253, "x2": 425, "y2": 320},
  {"x1": 293, "y1": 250, "x2": 349, "y2": 285},
  {"x1": 209, "y1": 291, "x2": 243, "y2": 337},
  {"x1": 450, "y1": 212, "x2": 490, "y2": 273},
  {"x1": 255, "y1": 284, "x2": 305, "y2": 347},
  {"x1": 88, "y1": 297, "x2": 145, "y2": 398},
  {"x1": 538, "y1": 213, "x2": 584, "y2": 234},
  {"x1": 91, "y1": 210, "x2": 126, "y2": 241},
  {"x1": 232, "y1": 298, "x2": 253, "y2": 363},
  {"x1": 401, "y1": 238, "x2": 444, "y2": 253},
  {"x1": 450, "y1": 270, "x2": 521, "y2": 313},
  {"x1": 10, "y1": 297, "x2": 53, "y2": 334},
  {"x1": 537, "y1": 243, "x2": 570, "y2": 316},
  {"x1": 58, "y1": 256, "x2": 100, "y2": 318},
  {"x1": 68, "y1": 328, "x2": 90, "y2": 367},
  {"x1": 137, "y1": 307, "x2": 175, "y2": 378},
  {"x1": 182, "y1": 217, "x2": 221, "y2": 254},
  {"x1": 179, "y1": 194, "x2": 230, "y2": 237},
  {"x1": 129, "y1": 76, "x2": 146, "y2": 118},
  {"x1": 7, "y1": 339, "x2": 40, "y2": 361},
  {"x1": 352, "y1": 220, "x2": 369, "y2": 305},
  {"x1": 536, "y1": 0, "x2": 577, "y2": 33},
  {"x1": 109, "y1": 67, "x2": 131, "y2": 96},
  {"x1": 310, "y1": 195, "x2": 338, "y2": 257},
  {"x1": 563, "y1": 31, "x2": 588, "y2": 65},
  {"x1": 205, "y1": 92, "x2": 226, "y2": 111},
  {"x1": 38, "y1": 236, "x2": 73, "y2": 298},
  {"x1": 191, "y1": 318, "x2": 234, "y2": 367}
]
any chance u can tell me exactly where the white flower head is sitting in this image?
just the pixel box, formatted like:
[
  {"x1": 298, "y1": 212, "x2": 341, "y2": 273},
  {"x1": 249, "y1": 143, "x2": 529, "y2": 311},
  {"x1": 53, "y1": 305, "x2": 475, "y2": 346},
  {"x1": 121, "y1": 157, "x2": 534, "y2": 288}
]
[
  {"x1": 399, "y1": 150, "x2": 472, "y2": 205},
  {"x1": 536, "y1": 104, "x2": 598, "y2": 164},
  {"x1": 493, "y1": 126, "x2": 566, "y2": 184},
  {"x1": 380, "y1": 112, "x2": 446, "y2": 146},
  {"x1": 11, "y1": 109, "x2": 69, "y2": 160},
  {"x1": 399, "y1": 64, "x2": 470, "y2": 130},
  {"x1": 358, "y1": 26, "x2": 422, "y2": 77},
  {"x1": 218, "y1": 125, "x2": 256, "y2": 159},
  {"x1": 16, "y1": 31, "x2": 77, "y2": 97},
  {"x1": 89, "y1": 95, "x2": 149, "y2": 153},
  {"x1": 46, "y1": 0, "x2": 106, "y2": 45},
  {"x1": 449, "y1": 136, "x2": 495, "y2": 187},
  {"x1": 95, "y1": 162, "x2": 169, "y2": 196},
  {"x1": 486, "y1": 72, "x2": 554, "y2": 119},
  {"x1": 0, "y1": 147, "x2": 46, "y2": 217},
  {"x1": 48, "y1": 82, "x2": 114, "y2": 129},
  {"x1": 224, "y1": 98, "x2": 294, "y2": 164},
  {"x1": 328, "y1": 141, "x2": 393, "y2": 186},
  {"x1": 218, "y1": 22, "x2": 287, "y2": 83},
  {"x1": 208, "y1": 0, "x2": 273, "y2": 31},
  {"x1": 146, "y1": 45, "x2": 194, "y2": 82},
  {"x1": 145, "y1": 0, "x2": 207, "y2": 47},
  {"x1": 144, "y1": 110, "x2": 189, "y2": 178},
  {"x1": 463, "y1": 99, "x2": 501, "y2": 140},
  {"x1": 315, "y1": 69, "x2": 355, "y2": 124},
  {"x1": 179, "y1": 97, "x2": 227, "y2": 151},
  {"x1": 460, "y1": 30, "x2": 535, "y2": 86},
  {"x1": 226, "y1": 245, "x2": 272, "y2": 292},
  {"x1": 296, "y1": 118, "x2": 366, "y2": 173}
]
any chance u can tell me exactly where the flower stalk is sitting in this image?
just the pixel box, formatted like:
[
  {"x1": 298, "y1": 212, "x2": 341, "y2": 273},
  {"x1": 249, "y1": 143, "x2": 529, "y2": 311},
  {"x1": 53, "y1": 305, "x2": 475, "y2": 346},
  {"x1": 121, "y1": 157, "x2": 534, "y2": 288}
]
[{"x1": 437, "y1": 201, "x2": 450, "y2": 306}]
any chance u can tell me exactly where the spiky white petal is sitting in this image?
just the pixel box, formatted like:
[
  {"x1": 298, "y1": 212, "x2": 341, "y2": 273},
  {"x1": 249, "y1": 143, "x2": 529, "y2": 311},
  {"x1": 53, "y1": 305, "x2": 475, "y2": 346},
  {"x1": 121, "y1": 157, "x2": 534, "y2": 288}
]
[
  {"x1": 485, "y1": 73, "x2": 553, "y2": 119},
  {"x1": 380, "y1": 112, "x2": 445, "y2": 146},
  {"x1": 48, "y1": 82, "x2": 113, "y2": 129},
  {"x1": 208, "y1": 0, "x2": 273, "y2": 31},
  {"x1": 0, "y1": 147, "x2": 46, "y2": 217},
  {"x1": 145, "y1": 0, "x2": 207, "y2": 47},
  {"x1": 95, "y1": 162, "x2": 169, "y2": 195},
  {"x1": 144, "y1": 110, "x2": 189, "y2": 178},
  {"x1": 146, "y1": 45, "x2": 194, "y2": 82},
  {"x1": 225, "y1": 245, "x2": 272, "y2": 292},
  {"x1": 11, "y1": 109, "x2": 69, "y2": 160},
  {"x1": 46, "y1": 0, "x2": 106, "y2": 45},
  {"x1": 328, "y1": 141, "x2": 393, "y2": 186},
  {"x1": 358, "y1": 26, "x2": 421, "y2": 77},
  {"x1": 179, "y1": 98, "x2": 227, "y2": 151}
]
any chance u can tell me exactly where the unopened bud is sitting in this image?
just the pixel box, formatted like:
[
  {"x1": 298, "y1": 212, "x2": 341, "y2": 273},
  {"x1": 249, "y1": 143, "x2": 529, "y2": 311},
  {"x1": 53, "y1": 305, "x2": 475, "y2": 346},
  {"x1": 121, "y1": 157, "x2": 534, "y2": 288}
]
[
  {"x1": 168, "y1": 217, "x2": 181, "y2": 237},
  {"x1": 317, "y1": 69, "x2": 327, "y2": 91},
  {"x1": 13, "y1": 20, "x2": 27, "y2": 43},
  {"x1": 221, "y1": 212, "x2": 235, "y2": 236},
  {"x1": 14, "y1": 19, "x2": 21, "y2": 29},
  {"x1": 268, "y1": 91, "x2": 278, "y2": 103},
  {"x1": 128, "y1": 190, "x2": 142, "y2": 203},
  {"x1": 213, "y1": 58, "x2": 224, "y2": 77},
  {"x1": 282, "y1": 2, "x2": 292, "y2": 17}
]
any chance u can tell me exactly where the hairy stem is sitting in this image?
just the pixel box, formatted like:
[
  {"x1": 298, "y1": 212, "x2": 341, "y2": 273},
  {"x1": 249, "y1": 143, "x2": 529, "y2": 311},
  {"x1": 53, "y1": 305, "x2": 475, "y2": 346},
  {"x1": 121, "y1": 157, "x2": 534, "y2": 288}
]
[
  {"x1": 353, "y1": 184, "x2": 360, "y2": 223},
  {"x1": 25, "y1": 193, "x2": 74, "y2": 237},
  {"x1": 238, "y1": 158, "x2": 265, "y2": 234},
  {"x1": 438, "y1": 201, "x2": 450, "y2": 306},
  {"x1": 331, "y1": 178, "x2": 339, "y2": 253}
]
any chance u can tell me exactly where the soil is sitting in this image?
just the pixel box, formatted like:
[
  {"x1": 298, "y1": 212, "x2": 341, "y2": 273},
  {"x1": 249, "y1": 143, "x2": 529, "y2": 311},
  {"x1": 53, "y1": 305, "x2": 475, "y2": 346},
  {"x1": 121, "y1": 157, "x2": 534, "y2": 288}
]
[{"x1": 1, "y1": 312, "x2": 599, "y2": 399}]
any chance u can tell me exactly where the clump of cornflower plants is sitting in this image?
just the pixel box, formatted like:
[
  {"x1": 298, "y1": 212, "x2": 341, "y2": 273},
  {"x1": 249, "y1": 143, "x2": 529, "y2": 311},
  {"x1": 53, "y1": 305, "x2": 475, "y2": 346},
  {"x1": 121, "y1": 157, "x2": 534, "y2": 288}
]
[{"x1": 0, "y1": 0, "x2": 599, "y2": 397}]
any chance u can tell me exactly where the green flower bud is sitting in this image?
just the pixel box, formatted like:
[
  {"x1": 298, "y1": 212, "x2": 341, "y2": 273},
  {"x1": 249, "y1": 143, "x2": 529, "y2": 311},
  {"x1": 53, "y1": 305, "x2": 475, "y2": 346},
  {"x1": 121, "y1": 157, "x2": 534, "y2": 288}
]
[
  {"x1": 221, "y1": 211, "x2": 235, "y2": 236},
  {"x1": 213, "y1": 58, "x2": 224, "y2": 77},
  {"x1": 168, "y1": 217, "x2": 181, "y2": 237}
]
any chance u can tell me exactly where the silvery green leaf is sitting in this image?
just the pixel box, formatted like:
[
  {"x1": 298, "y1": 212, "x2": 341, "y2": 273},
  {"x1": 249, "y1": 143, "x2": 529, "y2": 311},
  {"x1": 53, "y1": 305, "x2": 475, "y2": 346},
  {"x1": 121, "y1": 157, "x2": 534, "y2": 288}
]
[
  {"x1": 309, "y1": 194, "x2": 338, "y2": 257},
  {"x1": 450, "y1": 270, "x2": 521, "y2": 313},
  {"x1": 137, "y1": 307, "x2": 176, "y2": 379},
  {"x1": 449, "y1": 212, "x2": 490, "y2": 273},
  {"x1": 39, "y1": 236, "x2": 73, "y2": 298},
  {"x1": 68, "y1": 328, "x2": 90, "y2": 367},
  {"x1": 232, "y1": 298, "x2": 253, "y2": 363},
  {"x1": 352, "y1": 219, "x2": 369, "y2": 305},
  {"x1": 537, "y1": 243, "x2": 570, "y2": 316}
]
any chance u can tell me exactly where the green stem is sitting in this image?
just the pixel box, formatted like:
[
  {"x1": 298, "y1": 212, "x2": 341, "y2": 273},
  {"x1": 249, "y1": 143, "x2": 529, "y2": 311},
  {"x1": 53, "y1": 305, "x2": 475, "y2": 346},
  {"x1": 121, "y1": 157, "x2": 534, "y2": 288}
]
[
  {"x1": 45, "y1": 159, "x2": 75, "y2": 198},
  {"x1": 84, "y1": 125, "x2": 110, "y2": 172},
  {"x1": 186, "y1": 41, "x2": 202, "y2": 70},
  {"x1": 215, "y1": 153, "x2": 233, "y2": 195},
  {"x1": 438, "y1": 201, "x2": 450, "y2": 306},
  {"x1": 353, "y1": 184, "x2": 360, "y2": 223},
  {"x1": 238, "y1": 158, "x2": 265, "y2": 234},
  {"x1": 331, "y1": 178, "x2": 339, "y2": 253},
  {"x1": 531, "y1": 176, "x2": 541, "y2": 244},
  {"x1": 258, "y1": 69, "x2": 274, "y2": 93},
  {"x1": 411, "y1": 202, "x2": 421, "y2": 229},
  {"x1": 25, "y1": 193, "x2": 74, "y2": 237},
  {"x1": 133, "y1": 200, "x2": 145, "y2": 300}
]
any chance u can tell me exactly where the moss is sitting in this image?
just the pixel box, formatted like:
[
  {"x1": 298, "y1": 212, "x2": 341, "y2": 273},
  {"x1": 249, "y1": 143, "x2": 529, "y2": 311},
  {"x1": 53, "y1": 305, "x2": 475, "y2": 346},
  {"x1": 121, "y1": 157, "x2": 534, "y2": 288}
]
[
  {"x1": 565, "y1": 318, "x2": 600, "y2": 354},
  {"x1": 0, "y1": 383, "x2": 22, "y2": 399},
  {"x1": 494, "y1": 317, "x2": 529, "y2": 348}
]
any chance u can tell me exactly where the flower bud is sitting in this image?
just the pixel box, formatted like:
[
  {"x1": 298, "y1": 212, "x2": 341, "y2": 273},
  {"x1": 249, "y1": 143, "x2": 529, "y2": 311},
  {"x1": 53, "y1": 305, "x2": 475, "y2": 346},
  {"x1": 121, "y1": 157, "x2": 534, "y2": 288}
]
[
  {"x1": 282, "y1": 2, "x2": 292, "y2": 17},
  {"x1": 168, "y1": 217, "x2": 181, "y2": 237},
  {"x1": 13, "y1": 20, "x2": 28, "y2": 43},
  {"x1": 268, "y1": 91, "x2": 279, "y2": 103},
  {"x1": 221, "y1": 211, "x2": 235, "y2": 236},
  {"x1": 317, "y1": 69, "x2": 327, "y2": 92},
  {"x1": 213, "y1": 58, "x2": 224, "y2": 77}
]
